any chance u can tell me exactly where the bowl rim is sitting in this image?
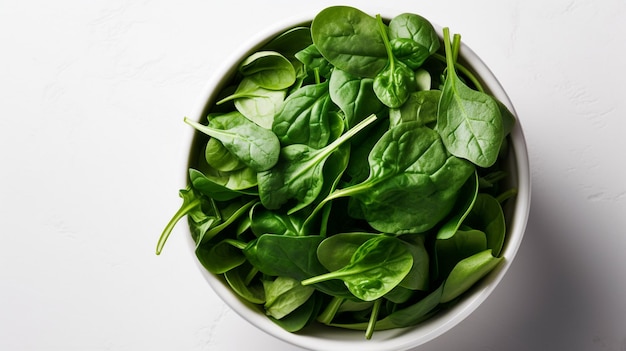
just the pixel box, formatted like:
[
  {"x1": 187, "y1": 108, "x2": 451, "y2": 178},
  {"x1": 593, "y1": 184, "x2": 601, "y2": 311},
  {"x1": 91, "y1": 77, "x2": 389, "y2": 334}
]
[{"x1": 180, "y1": 9, "x2": 531, "y2": 351}]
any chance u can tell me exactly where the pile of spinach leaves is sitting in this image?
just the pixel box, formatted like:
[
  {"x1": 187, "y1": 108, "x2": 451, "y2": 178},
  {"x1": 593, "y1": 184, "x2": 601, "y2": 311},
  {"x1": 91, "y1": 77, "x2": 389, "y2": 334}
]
[{"x1": 157, "y1": 5, "x2": 517, "y2": 340}]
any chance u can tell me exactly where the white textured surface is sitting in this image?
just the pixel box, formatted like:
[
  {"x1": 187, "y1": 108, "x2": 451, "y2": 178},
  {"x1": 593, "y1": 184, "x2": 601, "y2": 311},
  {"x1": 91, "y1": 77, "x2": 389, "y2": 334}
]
[{"x1": 1, "y1": 1, "x2": 625, "y2": 350}]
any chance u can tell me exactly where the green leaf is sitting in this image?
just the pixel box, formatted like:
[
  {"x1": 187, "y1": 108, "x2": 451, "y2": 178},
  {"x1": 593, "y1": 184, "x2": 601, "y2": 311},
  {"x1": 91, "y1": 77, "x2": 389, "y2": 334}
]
[
  {"x1": 185, "y1": 112, "x2": 280, "y2": 171},
  {"x1": 440, "y1": 249, "x2": 503, "y2": 303},
  {"x1": 263, "y1": 276, "x2": 315, "y2": 319},
  {"x1": 302, "y1": 235, "x2": 413, "y2": 301},
  {"x1": 311, "y1": 6, "x2": 388, "y2": 78},
  {"x1": 239, "y1": 51, "x2": 296, "y2": 90},
  {"x1": 436, "y1": 28, "x2": 504, "y2": 167},
  {"x1": 272, "y1": 81, "x2": 333, "y2": 148}
]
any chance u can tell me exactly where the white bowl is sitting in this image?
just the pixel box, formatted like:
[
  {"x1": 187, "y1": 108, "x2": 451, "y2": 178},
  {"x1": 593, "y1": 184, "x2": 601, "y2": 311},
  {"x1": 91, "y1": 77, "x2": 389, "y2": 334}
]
[{"x1": 182, "y1": 11, "x2": 530, "y2": 351}]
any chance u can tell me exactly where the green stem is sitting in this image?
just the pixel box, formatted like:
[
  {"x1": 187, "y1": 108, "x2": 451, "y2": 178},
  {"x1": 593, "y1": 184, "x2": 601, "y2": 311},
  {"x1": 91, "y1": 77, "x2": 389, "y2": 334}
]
[
  {"x1": 432, "y1": 52, "x2": 485, "y2": 93},
  {"x1": 201, "y1": 199, "x2": 257, "y2": 244},
  {"x1": 365, "y1": 299, "x2": 382, "y2": 340},
  {"x1": 222, "y1": 238, "x2": 248, "y2": 250},
  {"x1": 496, "y1": 188, "x2": 518, "y2": 204},
  {"x1": 156, "y1": 196, "x2": 201, "y2": 255},
  {"x1": 317, "y1": 296, "x2": 345, "y2": 325},
  {"x1": 376, "y1": 14, "x2": 395, "y2": 71}
]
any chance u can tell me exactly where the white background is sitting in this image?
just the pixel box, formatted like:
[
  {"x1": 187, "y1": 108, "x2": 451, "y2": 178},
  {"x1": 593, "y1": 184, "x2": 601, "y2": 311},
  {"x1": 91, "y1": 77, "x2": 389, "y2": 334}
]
[{"x1": 2, "y1": 0, "x2": 626, "y2": 350}]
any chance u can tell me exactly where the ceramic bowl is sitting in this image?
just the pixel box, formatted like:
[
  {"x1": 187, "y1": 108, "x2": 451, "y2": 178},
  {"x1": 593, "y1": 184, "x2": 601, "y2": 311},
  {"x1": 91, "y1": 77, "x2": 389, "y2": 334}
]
[{"x1": 182, "y1": 10, "x2": 530, "y2": 351}]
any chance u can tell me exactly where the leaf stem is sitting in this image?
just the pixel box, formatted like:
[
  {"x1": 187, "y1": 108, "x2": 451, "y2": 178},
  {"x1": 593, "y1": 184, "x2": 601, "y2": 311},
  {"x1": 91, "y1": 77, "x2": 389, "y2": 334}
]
[
  {"x1": 365, "y1": 299, "x2": 382, "y2": 340},
  {"x1": 317, "y1": 296, "x2": 345, "y2": 325},
  {"x1": 376, "y1": 14, "x2": 394, "y2": 72},
  {"x1": 156, "y1": 195, "x2": 201, "y2": 255}
]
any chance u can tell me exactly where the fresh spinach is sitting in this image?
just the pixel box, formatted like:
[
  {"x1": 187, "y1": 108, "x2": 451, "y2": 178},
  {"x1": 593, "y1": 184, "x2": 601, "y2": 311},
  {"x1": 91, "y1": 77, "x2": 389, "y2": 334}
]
[{"x1": 158, "y1": 5, "x2": 518, "y2": 340}]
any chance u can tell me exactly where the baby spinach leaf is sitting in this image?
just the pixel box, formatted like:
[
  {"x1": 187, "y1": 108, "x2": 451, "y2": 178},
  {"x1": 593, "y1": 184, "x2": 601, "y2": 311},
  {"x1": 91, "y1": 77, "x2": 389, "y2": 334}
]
[
  {"x1": 294, "y1": 44, "x2": 333, "y2": 79},
  {"x1": 244, "y1": 234, "x2": 352, "y2": 298},
  {"x1": 398, "y1": 235, "x2": 429, "y2": 291},
  {"x1": 239, "y1": 51, "x2": 296, "y2": 90},
  {"x1": 435, "y1": 229, "x2": 488, "y2": 280},
  {"x1": 204, "y1": 138, "x2": 245, "y2": 172},
  {"x1": 389, "y1": 38, "x2": 431, "y2": 70},
  {"x1": 437, "y1": 170, "x2": 479, "y2": 240},
  {"x1": 258, "y1": 114, "x2": 377, "y2": 212},
  {"x1": 329, "y1": 68, "x2": 383, "y2": 128},
  {"x1": 263, "y1": 276, "x2": 316, "y2": 319},
  {"x1": 196, "y1": 198, "x2": 257, "y2": 245},
  {"x1": 317, "y1": 232, "x2": 379, "y2": 272},
  {"x1": 311, "y1": 6, "x2": 388, "y2": 78},
  {"x1": 464, "y1": 193, "x2": 507, "y2": 257},
  {"x1": 314, "y1": 123, "x2": 474, "y2": 234},
  {"x1": 189, "y1": 168, "x2": 256, "y2": 201},
  {"x1": 440, "y1": 249, "x2": 503, "y2": 303},
  {"x1": 272, "y1": 81, "x2": 332, "y2": 148},
  {"x1": 185, "y1": 112, "x2": 280, "y2": 172},
  {"x1": 388, "y1": 13, "x2": 440, "y2": 55},
  {"x1": 223, "y1": 263, "x2": 265, "y2": 304},
  {"x1": 249, "y1": 203, "x2": 306, "y2": 237},
  {"x1": 373, "y1": 15, "x2": 416, "y2": 108},
  {"x1": 302, "y1": 235, "x2": 413, "y2": 301},
  {"x1": 354, "y1": 155, "x2": 473, "y2": 234},
  {"x1": 217, "y1": 78, "x2": 286, "y2": 129},
  {"x1": 388, "y1": 90, "x2": 441, "y2": 128},
  {"x1": 196, "y1": 238, "x2": 246, "y2": 274},
  {"x1": 436, "y1": 28, "x2": 504, "y2": 167},
  {"x1": 268, "y1": 292, "x2": 322, "y2": 332}
]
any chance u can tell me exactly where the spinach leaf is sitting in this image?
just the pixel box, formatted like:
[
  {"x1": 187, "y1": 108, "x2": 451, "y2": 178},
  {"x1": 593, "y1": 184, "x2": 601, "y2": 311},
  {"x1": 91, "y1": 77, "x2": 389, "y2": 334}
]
[
  {"x1": 215, "y1": 78, "x2": 286, "y2": 129},
  {"x1": 272, "y1": 81, "x2": 333, "y2": 148},
  {"x1": 263, "y1": 276, "x2": 315, "y2": 319},
  {"x1": 268, "y1": 292, "x2": 322, "y2": 332},
  {"x1": 389, "y1": 38, "x2": 431, "y2": 70},
  {"x1": 189, "y1": 168, "x2": 257, "y2": 201},
  {"x1": 239, "y1": 51, "x2": 296, "y2": 90},
  {"x1": 302, "y1": 235, "x2": 413, "y2": 301},
  {"x1": 244, "y1": 234, "x2": 352, "y2": 298},
  {"x1": 388, "y1": 13, "x2": 440, "y2": 55},
  {"x1": 388, "y1": 90, "x2": 441, "y2": 128},
  {"x1": 435, "y1": 229, "x2": 487, "y2": 280},
  {"x1": 437, "y1": 170, "x2": 479, "y2": 240},
  {"x1": 436, "y1": 28, "x2": 504, "y2": 167},
  {"x1": 372, "y1": 14, "x2": 416, "y2": 108},
  {"x1": 313, "y1": 122, "x2": 474, "y2": 234},
  {"x1": 185, "y1": 112, "x2": 280, "y2": 171},
  {"x1": 397, "y1": 235, "x2": 429, "y2": 291},
  {"x1": 294, "y1": 44, "x2": 333, "y2": 79},
  {"x1": 440, "y1": 249, "x2": 503, "y2": 303},
  {"x1": 316, "y1": 232, "x2": 379, "y2": 272},
  {"x1": 196, "y1": 238, "x2": 246, "y2": 274},
  {"x1": 249, "y1": 203, "x2": 306, "y2": 237},
  {"x1": 464, "y1": 193, "x2": 507, "y2": 257},
  {"x1": 204, "y1": 138, "x2": 245, "y2": 172},
  {"x1": 223, "y1": 263, "x2": 265, "y2": 304},
  {"x1": 311, "y1": 6, "x2": 388, "y2": 78},
  {"x1": 329, "y1": 68, "x2": 383, "y2": 128},
  {"x1": 258, "y1": 114, "x2": 377, "y2": 212}
]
